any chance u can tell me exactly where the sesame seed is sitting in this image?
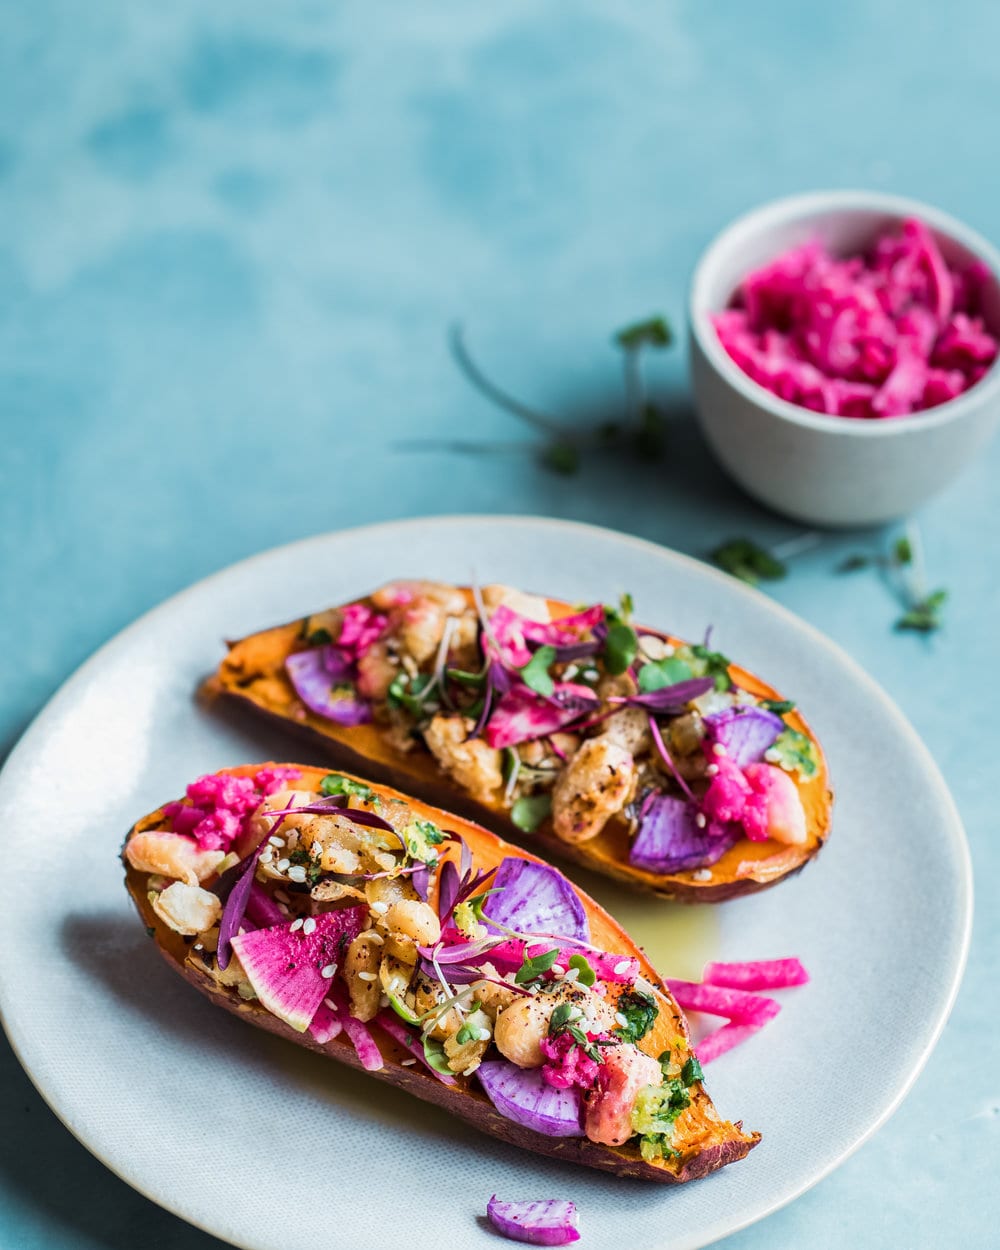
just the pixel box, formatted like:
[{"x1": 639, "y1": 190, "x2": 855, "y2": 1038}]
[
  {"x1": 358, "y1": 971, "x2": 378, "y2": 982},
  {"x1": 463, "y1": 1063, "x2": 479, "y2": 1077},
  {"x1": 706, "y1": 763, "x2": 719, "y2": 776},
  {"x1": 290, "y1": 918, "x2": 304, "y2": 932},
  {"x1": 401, "y1": 1057, "x2": 417, "y2": 1066},
  {"x1": 369, "y1": 901, "x2": 389, "y2": 915},
  {"x1": 321, "y1": 964, "x2": 337, "y2": 978},
  {"x1": 259, "y1": 850, "x2": 274, "y2": 864},
  {"x1": 303, "y1": 917, "x2": 317, "y2": 935},
  {"x1": 287, "y1": 865, "x2": 307, "y2": 883},
  {"x1": 323, "y1": 998, "x2": 336, "y2": 1010},
  {"x1": 712, "y1": 743, "x2": 727, "y2": 757},
  {"x1": 552, "y1": 964, "x2": 566, "y2": 976},
  {"x1": 613, "y1": 959, "x2": 631, "y2": 975},
  {"x1": 268, "y1": 835, "x2": 285, "y2": 848},
  {"x1": 692, "y1": 868, "x2": 713, "y2": 882},
  {"x1": 615, "y1": 1011, "x2": 629, "y2": 1027},
  {"x1": 193, "y1": 942, "x2": 203, "y2": 951},
  {"x1": 695, "y1": 812, "x2": 707, "y2": 829},
  {"x1": 563, "y1": 967, "x2": 580, "y2": 983},
  {"x1": 277, "y1": 857, "x2": 291, "y2": 872}
]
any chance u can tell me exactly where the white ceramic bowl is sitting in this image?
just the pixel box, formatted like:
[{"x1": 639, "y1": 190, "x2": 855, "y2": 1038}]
[{"x1": 689, "y1": 190, "x2": 1000, "y2": 528}]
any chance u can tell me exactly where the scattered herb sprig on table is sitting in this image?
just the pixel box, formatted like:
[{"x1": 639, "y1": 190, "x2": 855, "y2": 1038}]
[
  {"x1": 838, "y1": 523, "x2": 948, "y2": 633},
  {"x1": 398, "y1": 319, "x2": 673, "y2": 474}
]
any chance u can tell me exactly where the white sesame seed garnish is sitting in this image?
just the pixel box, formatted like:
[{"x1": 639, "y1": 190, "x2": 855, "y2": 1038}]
[
  {"x1": 193, "y1": 942, "x2": 203, "y2": 951},
  {"x1": 401, "y1": 1057, "x2": 417, "y2": 1066},
  {"x1": 274, "y1": 890, "x2": 290, "y2": 904},
  {"x1": 287, "y1": 865, "x2": 307, "y2": 883},
  {"x1": 302, "y1": 917, "x2": 317, "y2": 935},
  {"x1": 290, "y1": 918, "x2": 304, "y2": 932},
  {"x1": 695, "y1": 812, "x2": 707, "y2": 829},
  {"x1": 323, "y1": 998, "x2": 336, "y2": 1010},
  {"x1": 463, "y1": 1064, "x2": 479, "y2": 1077},
  {"x1": 276, "y1": 857, "x2": 291, "y2": 872},
  {"x1": 268, "y1": 835, "x2": 285, "y2": 848},
  {"x1": 615, "y1": 1011, "x2": 629, "y2": 1028},
  {"x1": 563, "y1": 967, "x2": 580, "y2": 983},
  {"x1": 706, "y1": 763, "x2": 719, "y2": 776},
  {"x1": 613, "y1": 959, "x2": 631, "y2": 975},
  {"x1": 712, "y1": 743, "x2": 727, "y2": 757},
  {"x1": 692, "y1": 868, "x2": 713, "y2": 882},
  {"x1": 259, "y1": 850, "x2": 274, "y2": 864},
  {"x1": 369, "y1": 901, "x2": 389, "y2": 915},
  {"x1": 552, "y1": 964, "x2": 566, "y2": 976},
  {"x1": 358, "y1": 971, "x2": 378, "y2": 982},
  {"x1": 321, "y1": 964, "x2": 337, "y2": 978}
]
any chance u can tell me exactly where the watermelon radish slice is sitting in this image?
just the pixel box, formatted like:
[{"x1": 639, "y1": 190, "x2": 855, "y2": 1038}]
[
  {"x1": 231, "y1": 905, "x2": 367, "y2": 1032},
  {"x1": 483, "y1": 858, "x2": 590, "y2": 943}
]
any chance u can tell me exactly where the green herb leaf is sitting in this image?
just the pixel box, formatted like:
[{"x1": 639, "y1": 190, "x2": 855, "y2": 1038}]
[
  {"x1": 568, "y1": 953, "x2": 597, "y2": 987},
  {"x1": 604, "y1": 621, "x2": 639, "y2": 675},
  {"x1": 638, "y1": 655, "x2": 694, "y2": 693},
  {"x1": 837, "y1": 553, "x2": 874, "y2": 573},
  {"x1": 307, "y1": 627, "x2": 333, "y2": 646},
  {"x1": 767, "y1": 726, "x2": 820, "y2": 779},
  {"x1": 759, "y1": 698, "x2": 796, "y2": 714},
  {"x1": 892, "y1": 536, "x2": 913, "y2": 566},
  {"x1": 615, "y1": 316, "x2": 673, "y2": 351},
  {"x1": 403, "y1": 817, "x2": 445, "y2": 864},
  {"x1": 320, "y1": 774, "x2": 377, "y2": 804},
  {"x1": 896, "y1": 589, "x2": 947, "y2": 633},
  {"x1": 614, "y1": 989, "x2": 659, "y2": 1044},
  {"x1": 711, "y1": 538, "x2": 787, "y2": 586},
  {"x1": 422, "y1": 1035, "x2": 454, "y2": 1076},
  {"x1": 387, "y1": 671, "x2": 436, "y2": 718},
  {"x1": 515, "y1": 946, "x2": 560, "y2": 984},
  {"x1": 510, "y1": 792, "x2": 553, "y2": 833},
  {"x1": 687, "y1": 643, "x2": 733, "y2": 692},
  {"x1": 681, "y1": 1055, "x2": 703, "y2": 1086},
  {"x1": 541, "y1": 441, "x2": 580, "y2": 475},
  {"x1": 520, "y1": 644, "x2": 557, "y2": 697},
  {"x1": 639, "y1": 1133, "x2": 681, "y2": 1163},
  {"x1": 446, "y1": 667, "x2": 487, "y2": 688},
  {"x1": 548, "y1": 1001, "x2": 580, "y2": 1033}
]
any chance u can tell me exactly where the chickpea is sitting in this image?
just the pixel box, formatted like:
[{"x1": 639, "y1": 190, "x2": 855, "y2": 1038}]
[
  {"x1": 384, "y1": 899, "x2": 441, "y2": 946},
  {"x1": 343, "y1": 932, "x2": 382, "y2": 1022}
]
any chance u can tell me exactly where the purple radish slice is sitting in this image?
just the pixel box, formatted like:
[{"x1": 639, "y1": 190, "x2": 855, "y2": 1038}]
[
  {"x1": 486, "y1": 1197, "x2": 581, "y2": 1247},
  {"x1": 703, "y1": 706, "x2": 784, "y2": 767},
  {"x1": 629, "y1": 794, "x2": 740, "y2": 874},
  {"x1": 285, "y1": 647, "x2": 371, "y2": 725},
  {"x1": 484, "y1": 683, "x2": 599, "y2": 750},
  {"x1": 230, "y1": 905, "x2": 367, "y2": 1032},
  {"x1": 476, "y1": 1061, "x2": 585, "y2": 1137},
  {"x1": 483, "y1": 858, "x2": 590, "y2": 943}
]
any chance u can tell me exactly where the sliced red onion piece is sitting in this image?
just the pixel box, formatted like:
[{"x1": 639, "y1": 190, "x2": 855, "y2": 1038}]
[
  {"x1": 285, "y1": 647, "x2": 372, "y2": 726},
  {"x1": 244, "y1": 882, "x2": 285, "y2": 929},
  {"x1": 629, "y1": 794, "x2": 740, "y2": 874},
  {"x1": 484, "y1": 857, "x2": 590, "y2": 943},
  {"x1": 477, "y1": 1061, "x2": 585, "y2": 1137},
  {"x1": 486, "y1": 1197, "x2": 580, "y2": 1247},
  {"x1": 703, "y1": 706, "x2": 784, "y2": 767},
  {"x1": 611, "y1": 675, "x2": 715, "y2": 713}
]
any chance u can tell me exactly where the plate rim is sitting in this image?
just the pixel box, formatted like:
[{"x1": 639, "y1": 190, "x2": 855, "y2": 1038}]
[{"x1": 0, "y1": 514, "x2": 974, "y2": 1250}]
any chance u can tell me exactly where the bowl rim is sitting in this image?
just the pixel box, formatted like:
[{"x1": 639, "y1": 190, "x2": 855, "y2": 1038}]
[{"x1": 689, "y1": 188, "x2": 1000, "y2": 438}]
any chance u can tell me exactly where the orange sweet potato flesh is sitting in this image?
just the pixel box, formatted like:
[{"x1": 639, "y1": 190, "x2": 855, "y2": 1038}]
[
  {"x1": 206, "y1": 590, "x2": 833, "y2": 901},
  {"x1": 122, "y1": 764, "x2": 759, "y2": 1183}
]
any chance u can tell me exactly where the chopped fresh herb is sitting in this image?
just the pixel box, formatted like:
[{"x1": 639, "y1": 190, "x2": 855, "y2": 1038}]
[
  {"x1": 422, "y1": 1035, "x2": 454, "y2": 1076},
  {"x1": 760, "y1": 697, "x2": 796, "y2": 714},
  {"x1": 688, "y1": 643, "x2": 733, "y2": 692},
  {"x1": 455, "y1": 1007, "x2": 492, "y2": 1046},
  {"x1": 893, "y1": 536, "x2": 913, "y2": 566},
  {"x1": 548, "y1": 1001, "x2": 581, "y2": 1032},
  {"x1": 710, "y1": 538, "x2": 787, "y2": 586},
  {"x1": 618, "y1": 592, "x2": 635, "y2": 622},
  {"x1": 637, "y1": 655, "x2": 693, "y2": 693},
  {"x1": 639, "y1": 1133, "x2": 681, "y2": 1163},
  {"x1": 604, "y1": 621, "x2": 638, "y2": 675},
  {"x1": 568, "y1": 953, "x2": 597, "y2": 987},
  {"x1": 837, "y1": 553, "x2": 874, "y2": 573},
  {"x1": 320, "y1": 774, "x2": 377, "y2": 804},
  {"x1": 515, "y1": 947, "x2": 560, "y2": 984},
  {"x1": 896, "y1": 589, "x2": 947, "y2": 633},
  {"x1": 615, "y1": 316, "x2": 673, "y2": 350},
  {"x1": 453, "y1": 900, "x2": 488, "y2": 940},
  {"x1": 767, "y1": 727, "x2": 820, "y2": 779},
  {"x1": 632, "y1": 1079, "x2": 691, "y2": 1136},
  {"x1": 510, "y1": 792, "x2": 553, "y2": 833},
  {"x1": 681, "y1": 1055, "x2": 703, "y2": 1086},
  {"x1": 520, "y1": 644, "x2": 557, "y2": 697},
  {"x1": 307, "y1": 627, "x2": 333, "y2": 646},
  {"x1": 403, "y1": 818, "x2": 445, "y2": 864},
  {"x1": 387, "y1": 671, "x2": 436, "y2": 719},
  {"x1": 541, "y1": 441, "x2": 580, "y2": 475},
  {"x1": 446, "y1": 667, "x2": 487, "y2": 688},
  {"x1": 614, "y1": 989, "x2": 659, "y2": 1044},
  {"x1": 548, "y1": 1002, "x2": 612, "y2": 1062}
]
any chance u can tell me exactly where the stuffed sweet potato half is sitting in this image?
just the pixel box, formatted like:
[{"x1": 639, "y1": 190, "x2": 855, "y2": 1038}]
[
  {"x1": 122, "y1": 764, "x2": 758, "y2": 1182},
  {"x1": 207, "y1": 581, "x2": 832, "y2": 901}
]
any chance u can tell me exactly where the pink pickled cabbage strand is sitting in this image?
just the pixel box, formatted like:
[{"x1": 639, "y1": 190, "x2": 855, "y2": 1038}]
[{"x1": 712, "y1": 218, "x2": 997, "y2": 418}]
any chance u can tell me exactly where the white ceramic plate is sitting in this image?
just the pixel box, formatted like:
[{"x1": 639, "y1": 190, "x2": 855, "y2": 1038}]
[{"x1": 0, "y1": 517, "x2": 971, "y2": 1250}]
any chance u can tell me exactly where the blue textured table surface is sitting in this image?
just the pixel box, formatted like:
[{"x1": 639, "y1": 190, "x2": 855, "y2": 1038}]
[{"x1": 2, "y1": 3, "x2": 998, "y2": 1247}]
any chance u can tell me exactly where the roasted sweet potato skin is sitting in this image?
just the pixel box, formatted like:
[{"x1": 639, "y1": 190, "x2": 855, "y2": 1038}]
[
  {"x1": 123, "y1": 764, "x2": 759, "y2": 1183},
  {"x1": 207, "y1": 592, "x2": 834, "y2": 901}
]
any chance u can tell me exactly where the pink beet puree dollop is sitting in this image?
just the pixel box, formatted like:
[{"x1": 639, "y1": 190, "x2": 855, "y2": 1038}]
[
  {"x1": 712, "y1": 217, "x2": 998, "y2": 418},
  {"x1": 164, "y1": 766, "x2": 300, "y2": 852}
]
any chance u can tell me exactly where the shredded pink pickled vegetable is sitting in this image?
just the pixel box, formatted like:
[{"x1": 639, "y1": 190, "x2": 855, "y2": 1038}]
[
  {"x1": 703, "y1": 957, "x2": 810, "y2": 991},
  {"x1": 696, "y1": 1021, "x2": 765, "y2": 1065},
  {"x1": 713, "y1": 218, "x2": 997, "y2": 418},
  {"x1": 666, "y1": 979, "x2": 781, "y2": 1026}
]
